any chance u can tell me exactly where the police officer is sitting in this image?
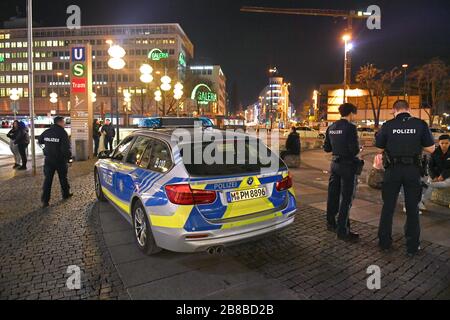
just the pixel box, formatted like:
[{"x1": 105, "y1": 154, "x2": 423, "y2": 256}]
[
  {"x1": 324, "y1": 103, "x2": 362, "y2": 242},
  {"x1": 375, "y1": 100, "x2": 435, "y2": 256},
  {"x1": 38, "y1": 116, "x2": 73, "y2": 208}
]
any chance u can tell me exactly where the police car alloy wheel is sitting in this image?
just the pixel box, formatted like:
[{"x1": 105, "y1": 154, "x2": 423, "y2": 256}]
[
  {"x1": 132, "y1": 201, "x2": 161, "y2": 255},
  {"x1": 95, "y1": 170, "x2": 107, "y2": 202}
]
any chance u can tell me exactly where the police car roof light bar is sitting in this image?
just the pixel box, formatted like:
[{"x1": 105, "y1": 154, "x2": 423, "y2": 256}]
[{"x1": 138, "y1": 117, "x2": 214, "y2": 129}]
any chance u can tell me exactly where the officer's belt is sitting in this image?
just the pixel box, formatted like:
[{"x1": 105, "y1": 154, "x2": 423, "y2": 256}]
[
  {"x1": 391, "y1": 156, "x2": 419, "y2": 166},
  {"x1": 331, "y1": 155, "x2": 356, "y2": 163}
]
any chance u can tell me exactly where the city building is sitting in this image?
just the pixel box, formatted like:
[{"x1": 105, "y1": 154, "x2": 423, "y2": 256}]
[
  {"x1": 245, "y1": 76, "x2": 293, "y2": 128},
  {"x1": 186, "y1": 65, "x2": 226, "y2": 118},
  {"x1": 0, "y1": 23, "x2": 194, "y2": 121},
  {"x1": 314, "y1": 84, "x2": 429, "y2": 125}
]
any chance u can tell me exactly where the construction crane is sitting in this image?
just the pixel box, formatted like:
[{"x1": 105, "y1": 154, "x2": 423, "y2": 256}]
[{"x1": 240, "y1": 6, "x2": 371, "y2": 100}]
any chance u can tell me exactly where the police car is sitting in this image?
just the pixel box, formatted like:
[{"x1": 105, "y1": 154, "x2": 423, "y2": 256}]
[{"x1": 94, "y1": 117, "x2": 297, "y2": 255}]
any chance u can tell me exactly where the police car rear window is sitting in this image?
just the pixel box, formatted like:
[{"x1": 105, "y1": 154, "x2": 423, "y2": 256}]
[{"x1": 181, "y1": 139, "x2": 286, "y2": 176}]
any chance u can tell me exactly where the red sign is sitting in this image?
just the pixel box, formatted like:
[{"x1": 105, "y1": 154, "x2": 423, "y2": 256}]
[{"x1": 71, "y1": 78, "x2": 86, "y2": 93}]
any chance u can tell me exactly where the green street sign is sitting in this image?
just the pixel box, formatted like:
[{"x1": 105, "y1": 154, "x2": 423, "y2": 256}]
[
  {"x1": 71, "y1": 63, "x2": 85, "y2": 77},
  {"x1": 148, "y1": 48, "x2": 169, "y2": 61},
  {"x1": 178, "y1": 52, "x2": 186, "y2": 67}
]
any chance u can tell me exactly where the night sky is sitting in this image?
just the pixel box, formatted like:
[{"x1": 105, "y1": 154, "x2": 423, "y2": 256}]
[{"x1": 1, "y1": 0, "x2": 450, "y2": 110}]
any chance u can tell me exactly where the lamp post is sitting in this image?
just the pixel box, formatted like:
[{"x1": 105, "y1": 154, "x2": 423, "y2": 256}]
[
  {"x1": 10, "y1": 89, "x2": 20, "y2": 120},
  {"x1": 154, "y1": 88, "x2": 162, "y2": 116},
  {"x1": 342, "y1": 34, "x2": 353, "y2": 103},
  {"x1": 139, "y1": 63, "x2": 153, "y2": 117},
  {"x1": 160, "y1": 74, "x2": 172, "y2": 116},
  {"x1": 107, "y1": 43, "x2": 126, "y2": 146},
  {"x1": 402, "y1": 64, "x2": 408, "y2": 99},
  {"x1": 173, "y1": 82, "x2": 184, "y2": 117}
]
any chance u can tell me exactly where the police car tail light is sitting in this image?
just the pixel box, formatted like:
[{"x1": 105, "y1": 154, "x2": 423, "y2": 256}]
[
  {"x1": 276, "y1": 175, "x2": 293, "y2": 191},
  {"x1": 165, "y1": 184, "x2": 216, "y2": 205}
]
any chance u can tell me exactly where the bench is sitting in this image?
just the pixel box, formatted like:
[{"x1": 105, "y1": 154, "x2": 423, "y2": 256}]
[{"x1": 431, "y1": 188, "x2": 450, "y2": 207}]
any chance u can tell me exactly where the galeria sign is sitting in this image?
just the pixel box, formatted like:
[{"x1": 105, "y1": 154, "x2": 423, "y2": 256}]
[{"x1": 148, "y1": 48, "x2": 169, "y2": 61}]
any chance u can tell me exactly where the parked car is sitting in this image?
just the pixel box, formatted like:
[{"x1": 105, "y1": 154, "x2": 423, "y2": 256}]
[
  {"x1": 430, "y1": 128, "x2": 447, "y2": 140},
  {"x1": 357, "y1": 127, "x2": 375, "y2": 139},
  {"x1": 94, "y1": 117, "x2": 297, "y2": 255},
  {"x1": 284, "y1": 126, "x2": 324, "y2": 139}
]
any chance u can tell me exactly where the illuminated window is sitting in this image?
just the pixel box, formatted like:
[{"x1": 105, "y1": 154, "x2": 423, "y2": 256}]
[
  {"x1": 41, "y1": 89, "x2": 47, "y2": 97},
  {"x1": 47, "y1": 62, "x2": 53, "y2": 70},
  {"x1": 17, "y1": 42, "x2": 22, "y2": 48},
  {"x1": 35, "y1": 63, "x2": 40, "y2": 71},
  {"x1": 40, "y1": 41, "x2": 45, "y2": 47},
  {"x1": 5, "y1": 53, "x2": 10, "y2": 58},
  {"x1": 5, "y1": 34, "x2": 10, "y2": 39},
  {"x1": 12, "y1": 76, "x2": 17, "y2": 83},
  {"x1": 23, "y1": 42, "x2": 27, "y2": 47},
  {"x1": 59, "y1": 41, "x2": 64, "y2": 46},
  {"x1": 24, "y1": 88, "x2": 28, "y2": 97},
  {"x1": 18, "y1": 75, "x2": 23, "y2": 83},
  {"x1": 11, "y1": 53, "x2": 17, "y2": 59},
  {"x1": 53, "y1": 40, "x2": 58, "y2": 47},
  {"x1": 0, "y1": 88, "x2": 5, "y2": 97},
  {"x1": 0, "y1": 34, "x2": 4, "y2": 40},
  {"x1": 5, "y1": 42, "x2": 10, "y2": 48},
  {"x1": 17, "y1": 63, "x2": 22, "y2": 71},
  {"x1": 47, "y1": 40, "x2": 52, "y2": 47},
  {"x1": 11, "y1": 42, "x2": 16, "y2": 48},
  {"x1": 24, "y1": 75, "x2": 28, "y2": 83},
  {"x1": 0, "y1": 76, "x2": 4, "y2": 83},
  {"x1": 0, "y1": 43, "x2": 4, "y2": 48}
]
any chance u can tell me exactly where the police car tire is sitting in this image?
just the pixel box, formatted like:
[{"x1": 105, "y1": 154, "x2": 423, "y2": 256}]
[
  {"x1": 95, "y1": 171, "x2": 107, "y2": 202},
  {"x1": 132, "y1": 201, "x2": 161, "y2": 255}
]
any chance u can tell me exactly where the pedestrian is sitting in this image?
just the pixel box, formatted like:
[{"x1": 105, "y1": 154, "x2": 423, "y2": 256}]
[
  {"x1": 375, "y1": 100, "x2": 435, "y2": 257},
  {"x1": 14, "y1": 121, "x2": 30, "y2": 171},
  {"x1": 324, "y1": 103, "x2": 364, "y2": 242},
  {"x1": 280, "y1": 127, "x2": 301, "y2": 159},
  {"x1": 7, "y1": 120, "x2": 22, "y2": 169},
  {"x1": 101, "y1": 119, "x2": 115, "y2": 151},
  {"x1": 421, "y1": 134, "x2": 450, "y2": 205},
  {"x1": 93, "y1": 118, "x2": 101, "y2": 156},
  {"x1": 38, "y1": 116, "x2": 73, "y2": 208}
]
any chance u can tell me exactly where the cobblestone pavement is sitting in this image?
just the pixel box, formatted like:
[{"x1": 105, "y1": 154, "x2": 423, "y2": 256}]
[
  {"x1": 227, "y1": 204, "x2": 450, "y2": 300},
  {"x1": 1, "y1": 156, "x2": 449, "y2": 300},
  {"x1": 0, "y1": 160, "x2": 127, "y2": 300}
]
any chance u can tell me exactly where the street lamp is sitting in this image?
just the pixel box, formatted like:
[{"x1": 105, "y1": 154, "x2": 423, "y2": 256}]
[
  {"x1": 107, "y1": 42, "x2": 126, "y2": 146},
  {"x1": 402, "y1": 64, "x2": 408, "y2": 99},
  {"x1": 10, "y1": 88, "x2": 20, "y2": 120},
  {"x1": 342, "y1": 34, "x2": 353, "y2": 103},
  {"x1": 173, "y1": 82, "x2": 184, "y2": 116},
  {"x1": 139, "y1": 63, "x2": 154, "y2": 117}
]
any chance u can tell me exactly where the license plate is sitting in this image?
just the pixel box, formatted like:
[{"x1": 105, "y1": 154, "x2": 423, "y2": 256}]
[{"x1": 228, "y1": 187, "x2": 267, "y2": 203}]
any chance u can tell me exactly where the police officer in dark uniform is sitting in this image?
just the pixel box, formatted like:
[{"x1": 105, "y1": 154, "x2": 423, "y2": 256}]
[
  {"x1": 324, "y1": 103, "x2": 363, "y2": 242},
  {"x1": 38, "y1": 116, "x2": 73, "y2": 208},
  {"x1": 375, "y1": 100, "x2": 435, "y2": 256}
]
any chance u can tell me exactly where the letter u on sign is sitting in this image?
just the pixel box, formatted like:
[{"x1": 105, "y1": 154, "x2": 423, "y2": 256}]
[{"x1": 72, "y1": 47, "x2": 85, "y2": 62}]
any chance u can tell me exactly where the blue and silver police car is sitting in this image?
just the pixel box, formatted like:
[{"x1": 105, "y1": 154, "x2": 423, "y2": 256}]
[{"x1": 94, "y1": 118, "x2": 297, "y2": 255}]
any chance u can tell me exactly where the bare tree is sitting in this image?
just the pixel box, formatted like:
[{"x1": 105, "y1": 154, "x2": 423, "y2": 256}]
[
  {"x1": 356, "y1": 63, "x2": 401, "y2": 128},
  {"x1": 409, "y1": 58, "x2": 449, "y2": 125}
]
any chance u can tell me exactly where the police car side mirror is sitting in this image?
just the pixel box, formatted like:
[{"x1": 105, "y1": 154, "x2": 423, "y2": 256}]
[{"x1": 98, "y1": 150, "x2": 111, "y2": 159}]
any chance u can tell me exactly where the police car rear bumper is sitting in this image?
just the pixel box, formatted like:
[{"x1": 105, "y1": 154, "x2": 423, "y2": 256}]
[{"x1": 151, "y1": 210, "x2": 296, "y2": 253}]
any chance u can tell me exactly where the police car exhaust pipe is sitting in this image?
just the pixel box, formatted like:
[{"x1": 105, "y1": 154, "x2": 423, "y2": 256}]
[{"x1": 207, "y1": 246, "x2": 224, "y2": 255}]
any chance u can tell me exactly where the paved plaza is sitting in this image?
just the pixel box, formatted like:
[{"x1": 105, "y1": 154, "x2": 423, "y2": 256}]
[{"x1": 0, "y1": 149, "x2": 449, "y2": 300}]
